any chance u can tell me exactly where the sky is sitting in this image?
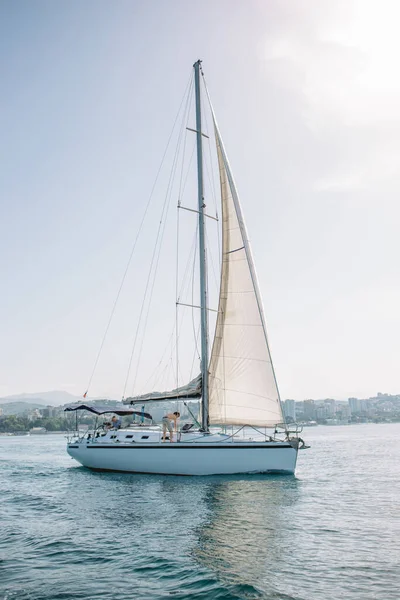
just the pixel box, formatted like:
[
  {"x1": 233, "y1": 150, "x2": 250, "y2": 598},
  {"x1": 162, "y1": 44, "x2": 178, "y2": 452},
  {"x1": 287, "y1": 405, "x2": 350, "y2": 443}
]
[{"x1": 1, "y1": 0, "x2": 400, "y2": 401}]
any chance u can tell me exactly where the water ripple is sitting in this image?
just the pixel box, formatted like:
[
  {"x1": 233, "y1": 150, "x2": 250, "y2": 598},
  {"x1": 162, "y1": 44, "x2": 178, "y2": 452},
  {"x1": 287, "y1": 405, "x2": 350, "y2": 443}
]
[{"x1": 1, "y1": 425, "x2": 399, "y2": 599}]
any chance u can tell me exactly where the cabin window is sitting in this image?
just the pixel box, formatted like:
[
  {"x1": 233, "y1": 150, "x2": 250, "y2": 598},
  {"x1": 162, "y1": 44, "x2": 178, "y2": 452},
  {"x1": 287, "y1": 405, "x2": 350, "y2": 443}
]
[
  {"x1": 141, "y1": 435, "x2": 149, "y2": 439},
  {"x1": 110, "y1": 435, "x2": 117, "y2": 439},
  {"x1": 125, "y1": 435, "x2": 133, "y2": 439}
]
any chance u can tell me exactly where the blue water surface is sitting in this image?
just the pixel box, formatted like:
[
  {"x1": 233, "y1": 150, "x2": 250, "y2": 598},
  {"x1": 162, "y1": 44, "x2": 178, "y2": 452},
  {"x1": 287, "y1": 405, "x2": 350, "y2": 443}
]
[{"x1": 1, "y1": 423, "x2": 399, "y2": 599}]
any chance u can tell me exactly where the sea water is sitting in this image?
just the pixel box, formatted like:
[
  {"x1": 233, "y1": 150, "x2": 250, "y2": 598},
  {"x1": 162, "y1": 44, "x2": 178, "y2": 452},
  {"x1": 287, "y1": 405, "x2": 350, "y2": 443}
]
[{"x1": 1, "y1": 423, "x2": 399, "y2": 600}]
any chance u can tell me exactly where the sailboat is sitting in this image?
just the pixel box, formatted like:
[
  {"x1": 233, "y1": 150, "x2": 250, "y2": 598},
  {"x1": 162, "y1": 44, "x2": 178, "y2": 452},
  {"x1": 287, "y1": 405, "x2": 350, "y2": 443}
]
[{"x1": 66, "y1": 61, "x2": 303, "y2": 475}]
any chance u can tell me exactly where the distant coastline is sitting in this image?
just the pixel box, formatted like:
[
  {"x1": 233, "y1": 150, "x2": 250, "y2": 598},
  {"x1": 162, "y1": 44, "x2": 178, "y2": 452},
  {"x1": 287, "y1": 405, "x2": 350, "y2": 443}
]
[{"x1": 1, "y1": 390, "x2": 400, "y2": 433}]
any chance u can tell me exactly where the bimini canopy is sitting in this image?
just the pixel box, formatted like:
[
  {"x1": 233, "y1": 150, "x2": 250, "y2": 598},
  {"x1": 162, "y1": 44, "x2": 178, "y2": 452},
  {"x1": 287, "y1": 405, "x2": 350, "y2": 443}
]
[
  {"x1": 64, "y1": 404, "x2": 152, "y2": 419},
  {"x1": 123, "y1": 374, "x2": 202, "y2": 406}
]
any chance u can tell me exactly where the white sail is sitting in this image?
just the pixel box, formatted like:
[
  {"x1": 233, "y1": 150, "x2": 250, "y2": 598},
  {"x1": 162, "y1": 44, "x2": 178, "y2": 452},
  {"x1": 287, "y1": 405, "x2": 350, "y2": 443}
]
[{"x1": 208, "y1": 125, "x2": 284, "y2": 427}]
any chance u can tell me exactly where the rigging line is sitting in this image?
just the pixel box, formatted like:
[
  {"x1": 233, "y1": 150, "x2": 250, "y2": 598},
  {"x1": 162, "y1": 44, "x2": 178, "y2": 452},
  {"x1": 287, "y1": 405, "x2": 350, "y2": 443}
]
[
  {"x1": 183, "y1": 401, "x2": 201, "y2": 428},
  {"x1": 131, "y1": 203, "x2": 174, "y2": 397},
  {"x1": 205, "y1": 228, "x2": 220, "y2": 292},
  {"x1": 147, "y1": 305, "x2": 187, "y2": 394},
  {"x1": 178, "y1": 77, "x2": 194, "y2": 203},
  {"x1": 177, "y1": 226, "x2": 198, "y2": 300},
  {"x1": 201, "y1": 86, "x2": 221, "y2": 272},
  {"x1": 166, "y1": 304, "x2": 191, "y2": 389},
  {"x1": 139, "y1": 318, "x2": 177, "y2": 394},
  {"x1": 173, "y1": 214, "x2": 193, "y2": 390},
  {"x1": 122, "y1": 216, "x2": 162, "y2": 401},
  {"x1": 168, "y1": 355, "x2": 175, "y2": 390},
  {"x1": 175, "y1": 205, "x2": 180, "y2": 389},
  {"x1": 140, "y1": 332, "x2": 174, "y2": 393},
  {"x1": 206, "y1": 138, "x2": 219, "y2": 216},
  {"x1": 170, "y1": 159, "x2": 198, "y2": 326},
  {"x1": 151, "y1": 314, "x2": 183, "y2": 393},
  {"x1": 152, "y1": 282, "x2": 191, "y2": 388},
  {"x1": 203, "y1": 152, "x2": 218, "y2": 213},
  {"x1": 174, "y1": 100, "x2": 194, "y2": 409},
  {"x1": 201, "y1": 82, "x2": 219, "y2": 237},
  {"x1": 122, "y1": 104, "x2": 188, "y2": 401},
  {"x1": 129, "y1": 87, "x2": 191, "y2": 397},
  {"x1": 189, "y1": 324, "x2": 201, "y2": 380},
  {"x1": 175, "y1": 76, "x2": 194, "y2": 391},
  {"x1": 191, "y1": 221, "x2": 201, "y2": 361},
  {"x1": 138, "y1": 83, "x2": 193, "y2": 396},
  {"x1": 141, "y1": 275, "x2": 191, "y2": 395},
  {"x1": 199, "y1": 74, "x2": 221, "y2": 277},
  {"x1": 178, "y1": 233, "x2": 197, "y2": 300},
  {"x1": 203, "y1": 145, "x2": 221, "y2": 265},
  {"x1": 201, "y1": 82, "x2": 218, "y2": 212},
  {"x1": 174, "y1": 89, "x2": 192, "y2": 388},
  {"x1": 157, "y1": 361, "x2": 171, "y2": 392},
  {"x1": 134, "y1": 123, "x2": 187, "y2": 370},
  {"x1": 169, "y1": 310, "x2": 181, "y2": 388},
  {"x1": 155, "y1": 322, "x2": 190, "y2": 392},
  {"x1": 84, "y1": 70, "x2": 193, "y2": 397},
  {"x1": 180, "y1": 140, "x2": 196, "y2": 199}
]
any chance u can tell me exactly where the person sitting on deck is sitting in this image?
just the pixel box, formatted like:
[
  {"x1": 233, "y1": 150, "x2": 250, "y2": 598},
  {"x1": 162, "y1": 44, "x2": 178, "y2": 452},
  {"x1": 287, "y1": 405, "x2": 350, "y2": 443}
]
[
  {"x1": 162, "y1": 412, "x2": 180, "y2": 443},
  {"x1": 111, "y1": 415, "x2": 122, "y2": 429}
]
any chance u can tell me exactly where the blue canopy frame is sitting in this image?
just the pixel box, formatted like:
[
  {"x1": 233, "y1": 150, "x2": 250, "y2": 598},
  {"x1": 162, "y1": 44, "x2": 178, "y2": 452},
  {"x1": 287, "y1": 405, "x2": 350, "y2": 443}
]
[{"x1": 64, "y1": 404, "x2": 152, "y2": 420}]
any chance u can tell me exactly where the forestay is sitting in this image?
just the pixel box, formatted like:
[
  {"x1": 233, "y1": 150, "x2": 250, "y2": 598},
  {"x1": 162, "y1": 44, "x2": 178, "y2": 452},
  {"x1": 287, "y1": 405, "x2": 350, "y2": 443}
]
[{"x1": 208, "y1": 124, "x2": 284, "y2": 427}]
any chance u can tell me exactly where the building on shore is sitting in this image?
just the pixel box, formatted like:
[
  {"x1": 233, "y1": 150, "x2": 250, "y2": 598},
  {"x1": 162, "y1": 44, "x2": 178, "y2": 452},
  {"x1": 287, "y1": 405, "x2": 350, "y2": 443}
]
[
  {"x1": 303, "y1": 399, "x2": 316, "y2": 420},
  {"x1": 283, "y1": 399, "x2": 296, "y2": 422}
]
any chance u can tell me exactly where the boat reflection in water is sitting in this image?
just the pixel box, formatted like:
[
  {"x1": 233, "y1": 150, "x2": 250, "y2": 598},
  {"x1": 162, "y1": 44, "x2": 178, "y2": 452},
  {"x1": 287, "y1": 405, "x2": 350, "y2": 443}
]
[
  {"x1": 192, "y1": 476, "x2": 301, "y2": 598},
  {"x1": 63, "y1": 464, "x2": 300, "y2": 598}
]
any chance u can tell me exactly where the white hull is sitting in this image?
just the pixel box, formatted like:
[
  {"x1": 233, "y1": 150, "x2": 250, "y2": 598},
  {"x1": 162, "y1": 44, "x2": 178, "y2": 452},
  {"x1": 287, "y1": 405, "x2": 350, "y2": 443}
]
[{"x1": 67, "y1": 439, "x2": 298, "y2": 476}]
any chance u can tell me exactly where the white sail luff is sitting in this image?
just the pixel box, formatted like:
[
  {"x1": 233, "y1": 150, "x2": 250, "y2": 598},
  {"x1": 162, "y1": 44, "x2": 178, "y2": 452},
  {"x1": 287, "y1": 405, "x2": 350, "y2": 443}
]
[
  {"x1": 215, "y1": 126, "x2": 283, "y2": 401},
  {"x1": 208, "y1": 119, "x2": 284, "y2": 427}
]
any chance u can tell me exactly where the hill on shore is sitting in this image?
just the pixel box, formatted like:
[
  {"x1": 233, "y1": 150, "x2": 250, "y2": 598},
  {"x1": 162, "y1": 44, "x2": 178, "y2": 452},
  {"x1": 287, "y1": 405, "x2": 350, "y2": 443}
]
[
  {"x1": 0, "y1": 391, "x2": 84, "y2": 407},
  {"x1": 0, "y1": 402, "x2": 47, "y2": 415}
]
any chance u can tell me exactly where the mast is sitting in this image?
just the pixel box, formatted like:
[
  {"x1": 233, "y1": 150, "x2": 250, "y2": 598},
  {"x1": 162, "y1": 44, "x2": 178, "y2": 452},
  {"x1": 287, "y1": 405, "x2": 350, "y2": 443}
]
[{"x1": 194, "y1": 59, "x2": 209, "y2": 431}]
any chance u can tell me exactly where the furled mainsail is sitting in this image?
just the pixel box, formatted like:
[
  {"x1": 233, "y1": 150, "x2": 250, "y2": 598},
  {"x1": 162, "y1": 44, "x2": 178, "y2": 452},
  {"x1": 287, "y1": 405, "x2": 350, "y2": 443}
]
[{"x1": 123, "y1": 374, "x2": 202, "y2": 405}]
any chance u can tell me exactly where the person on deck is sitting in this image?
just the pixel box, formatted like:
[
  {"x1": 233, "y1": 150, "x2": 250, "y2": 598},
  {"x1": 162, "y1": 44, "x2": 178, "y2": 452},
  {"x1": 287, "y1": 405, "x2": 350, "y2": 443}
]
[
  {"x1": 162, "y1": 412, "x2": 180, "y2": 443},
  {"x1": 111, "y1": 415, "x2": 122, "y2": 429}
]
